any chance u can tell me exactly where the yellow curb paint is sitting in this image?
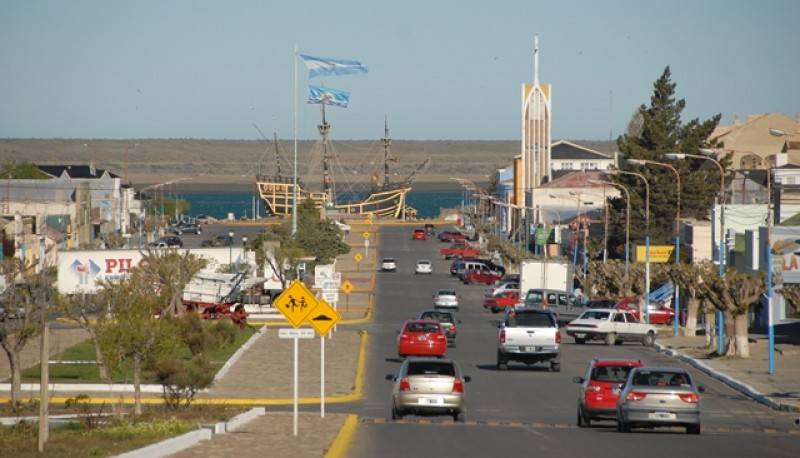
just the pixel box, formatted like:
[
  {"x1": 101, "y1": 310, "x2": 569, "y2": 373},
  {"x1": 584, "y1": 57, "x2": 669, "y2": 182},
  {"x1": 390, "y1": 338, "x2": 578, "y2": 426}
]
[{"x1": 325, "y1": 414, "x2": 359, "y2": 458}]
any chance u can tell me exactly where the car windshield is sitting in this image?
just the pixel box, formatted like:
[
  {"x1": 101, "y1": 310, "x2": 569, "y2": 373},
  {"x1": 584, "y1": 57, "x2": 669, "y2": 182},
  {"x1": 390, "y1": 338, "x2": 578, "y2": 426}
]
[
  {"x1": 407, "y1": 362, "x2": 455, "y2": 377},
  {"x1": 592, "y1": 365, "x2": 638, "y2": 383},
  {"x1": 437, "y1": 290, "x2": 456, "y2": 296}
]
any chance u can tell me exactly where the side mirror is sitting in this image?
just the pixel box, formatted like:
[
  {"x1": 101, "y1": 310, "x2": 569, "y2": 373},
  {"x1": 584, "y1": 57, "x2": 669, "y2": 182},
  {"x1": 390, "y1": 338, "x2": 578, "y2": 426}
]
[
  {"x1": 572, "y1": 376, "x2": 584, "y2": 384},
  {"x1": 463, "y1": 375, "x2": 472, "y2": 383},
  {"x1": 698, "y1": 385, "x2": 705, "y2": 393},
  {"x1": 385, "y1": 374, "x2": 396, "y2": 381}
]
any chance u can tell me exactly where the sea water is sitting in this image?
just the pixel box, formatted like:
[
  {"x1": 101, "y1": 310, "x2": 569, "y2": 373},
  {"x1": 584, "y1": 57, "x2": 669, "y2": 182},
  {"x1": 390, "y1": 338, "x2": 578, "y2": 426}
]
[{"x1": 181, "y1": 190, "x2": 464, "y2": 220}]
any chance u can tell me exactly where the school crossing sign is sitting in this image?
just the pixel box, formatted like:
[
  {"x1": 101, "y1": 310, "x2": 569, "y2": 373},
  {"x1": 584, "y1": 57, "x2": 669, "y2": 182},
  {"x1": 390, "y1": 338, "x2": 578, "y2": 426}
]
[{"x1": 273, "y1": 280, "x2": 319, "y2": 328}]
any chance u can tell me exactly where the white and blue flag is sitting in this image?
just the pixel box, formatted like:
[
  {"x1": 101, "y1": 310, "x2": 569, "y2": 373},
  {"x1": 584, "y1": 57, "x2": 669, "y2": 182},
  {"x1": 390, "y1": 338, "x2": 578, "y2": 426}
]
[
  {"x1": 307, "y1": 85, "x2": 350, "y2": 107},
  {"x1": 300, "y1": 54, "x2": 368, "y2": 78}
]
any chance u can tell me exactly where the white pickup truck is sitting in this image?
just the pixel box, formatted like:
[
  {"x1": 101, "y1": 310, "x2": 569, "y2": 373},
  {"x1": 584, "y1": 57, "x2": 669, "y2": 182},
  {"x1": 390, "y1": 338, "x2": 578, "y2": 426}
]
[
  {"x1": 497, "y1": 307, "x2": 562, "y2": 372},
  {"x1": 565, "y1": 309, "x2": 658, "y2": 346}
]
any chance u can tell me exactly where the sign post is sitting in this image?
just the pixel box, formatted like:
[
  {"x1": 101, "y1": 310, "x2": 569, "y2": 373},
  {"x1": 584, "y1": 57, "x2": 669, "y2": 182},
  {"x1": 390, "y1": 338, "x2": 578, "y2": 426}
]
[{"x1": 307, "y1": 299, "x2": 341, "y2": 417}]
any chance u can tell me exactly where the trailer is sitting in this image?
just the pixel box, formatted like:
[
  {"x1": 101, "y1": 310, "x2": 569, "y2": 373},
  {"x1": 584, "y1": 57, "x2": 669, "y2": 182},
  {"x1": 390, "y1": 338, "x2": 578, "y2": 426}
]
[{"x1": 519, "y1": 259, "x2": 573, "y2": 295}]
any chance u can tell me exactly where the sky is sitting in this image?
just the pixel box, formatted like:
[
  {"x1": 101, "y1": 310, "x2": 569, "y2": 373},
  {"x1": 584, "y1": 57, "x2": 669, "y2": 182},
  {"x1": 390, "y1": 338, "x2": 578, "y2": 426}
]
[{"x1": 1, "y1": 1, "x2": 798, "y2": 142}]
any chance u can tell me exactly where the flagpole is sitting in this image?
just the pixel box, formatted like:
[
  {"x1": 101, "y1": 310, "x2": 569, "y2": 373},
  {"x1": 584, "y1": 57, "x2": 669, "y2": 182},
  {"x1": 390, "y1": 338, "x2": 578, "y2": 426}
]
[{"x1": 292, "y1": 45, "x2": 298, "y2": 237}]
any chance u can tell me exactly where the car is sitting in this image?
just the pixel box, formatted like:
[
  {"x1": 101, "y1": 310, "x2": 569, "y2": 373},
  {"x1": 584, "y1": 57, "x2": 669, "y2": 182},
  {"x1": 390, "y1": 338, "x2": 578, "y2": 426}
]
[
  {"x1": 433, "y1": 288, "x2": 460, "y2": 310},
  {"x1": 171, "y1": 221, "x2": 201, "y2": 235},
  {"x1": 418, "y1": 309, "x2": 460, "y2": 347},
  {"x1": 386, "y1": 357, "x2": 471, "y2": 422},
  {"x1": 462, "y1": 268, "x2": 503, "y2": 285},
  {"x1": 148, "y1": 236, "x2": 184, "y2": 248},
  {"x1": 616, "y1": 366, "x2": 704, "y2": 434},
  {"x1": 573, "y1": 358, "x2": 645, "y2": 427},
  {"x1": 397, "y1": 319, "x2": 448, "y2": 358},
  {"x1": 497, "y1": 306, "x2": 562, "y2": 371},
  {"x1": 566, "y1": 309, "x2": 658, "y2": 346},
  {"x1": 471, "y1": 258, "x2": 506, "y2": 276},
  {"x1": 485, "y1": 281, "x2": 520, "y2": 298},
  {"x1": 483, "y1": 290, "x2": 521, "y2": 313},
  {"x1": 614, "y1": 297, "x2": 684, "y2": 325},
  {"x1": 449, "y1": 259, "x2": 463, "y2": 276},
  {"x1": 414, "y1": 259, "x2": 433, "y2": 275},
  {"x1": 380, "y1": 258, "x2": 397, "y2": 272},
  {"x1": 412, "y1": 228, "x2": 427, "y2": 240},
  {"x1": 437, "y1": 230, "x2": 465, "y2": 242},
  {"x1": 424, "y1": 223, "x2": 436, "y2": 235},
  {"x1": 195, "y1": 214, "x2": 213, "y2": 224},
  {"x1": 201, "y1": 234, "x2": 233, "y2": 247},
  {"x1": 586, "y1": 298, "x2": 619, "y2": 309}
]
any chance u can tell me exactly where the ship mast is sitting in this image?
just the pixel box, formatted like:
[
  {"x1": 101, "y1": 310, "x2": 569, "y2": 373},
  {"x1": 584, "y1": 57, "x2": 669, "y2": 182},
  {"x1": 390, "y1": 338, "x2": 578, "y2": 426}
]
[
  {"x1": 381, "y1": 117, "x2": 391, "y2": 189},
  {"x1": 319, "y1": 105, "x2": 333, "y2": 202}
]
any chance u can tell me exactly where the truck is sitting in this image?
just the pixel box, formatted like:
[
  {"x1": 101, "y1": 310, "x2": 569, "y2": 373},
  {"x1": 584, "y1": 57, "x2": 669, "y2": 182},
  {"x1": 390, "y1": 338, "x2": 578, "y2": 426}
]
[
  {"x1": 439, "y1": 242, "x2": 481, "y2": 260},
  {"x1": 519, "y1": 259, "x2": 573, "y2": 294},
  {"x1": 496, "y1": 307, "x2": 562, "y2": 372}
]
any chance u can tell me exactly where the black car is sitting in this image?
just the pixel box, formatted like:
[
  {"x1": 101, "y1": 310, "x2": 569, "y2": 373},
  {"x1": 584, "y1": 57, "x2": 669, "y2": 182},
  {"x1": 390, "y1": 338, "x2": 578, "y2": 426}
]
[
  {"x1": 148, "y1": 236, "x2": 184, "y2": 248},
  {"x1": 424, "y1": 223, "x2": 436, "y2": 235},
  {"x1": 201, "y1": 234, "x2": 233, "y2": 247}
]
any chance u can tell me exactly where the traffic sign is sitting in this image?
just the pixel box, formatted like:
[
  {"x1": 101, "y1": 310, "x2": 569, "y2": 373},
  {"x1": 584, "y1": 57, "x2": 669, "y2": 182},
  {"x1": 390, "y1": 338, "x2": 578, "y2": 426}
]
[
  {"x1": 354, "y1": 252, "x2": 363, "y2": 262},
  {"x1": 322, "y1": 291, "x2": 339, "y2": 303},
  {"x1": 340, "y1": 280, "x2": 354, "y2": 294},
  {"x1": 363, "y1": 231, "x2": 370, "y2": 239},
  {"x1": 273, "y1": 280, "x2": 319, "y2": 328},
  {"x1": 278, "y1": 328, "x2": 315, "y2": 339},
  {"x1": 307, "y1": 299, "x2": 341, "y2": 336}
]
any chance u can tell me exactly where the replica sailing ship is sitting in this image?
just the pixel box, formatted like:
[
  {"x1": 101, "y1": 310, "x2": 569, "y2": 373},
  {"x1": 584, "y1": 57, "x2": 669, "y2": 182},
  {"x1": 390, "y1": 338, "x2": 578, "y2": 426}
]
[{"x1": 255, "y1": 108, "x2": 429, "y2": 219}]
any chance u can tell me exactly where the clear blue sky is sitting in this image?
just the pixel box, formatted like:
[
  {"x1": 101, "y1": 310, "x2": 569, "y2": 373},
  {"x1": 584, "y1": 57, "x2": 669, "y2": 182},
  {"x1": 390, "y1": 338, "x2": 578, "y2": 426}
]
[{"x1": 2, "y1": 1, "x2": 798, "y2": 141}]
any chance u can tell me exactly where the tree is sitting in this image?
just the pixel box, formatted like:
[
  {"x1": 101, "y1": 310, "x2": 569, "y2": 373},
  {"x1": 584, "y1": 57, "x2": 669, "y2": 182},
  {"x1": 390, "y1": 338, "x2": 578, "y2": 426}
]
[
  {"x1": 137, "y1": 249, "x2": 207, "y2": 316},
  {"x1": 0, "y1": 259, "x2": 52, "y2": 405},
  {"x1": 667, "y1": 261, "x2": 717, "y2": 339}
]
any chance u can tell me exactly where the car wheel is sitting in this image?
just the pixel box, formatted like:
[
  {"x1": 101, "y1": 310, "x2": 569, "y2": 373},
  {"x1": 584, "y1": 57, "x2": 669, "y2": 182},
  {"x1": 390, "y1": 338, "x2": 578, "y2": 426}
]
[
  {"x1": 667, "y1": 317, "x2": 675, "y2": 326},
  {"x1": 642, "y1": 332, "x2": 656, "y2": 347},
  {"x1": 686, "y1": 424, "x2": 701, "y2": 435},
  {"x1": 574, "y1": 337, "x2": 586, "y2": 344},
  {"x1": 551, "y1": 361, "x2": 561, "y2": 372},
  {"x1": 491, "y1": 307, "x2": 499, "y2": 314},
  {"x1": 604, "y1": 332, "x2": 617, "y2": 346},
  {"x1": 496, "y1": 352, "x2": 508, "y2": 371},
  {"x1": 454, "y1": 410, "x2": 465, "y2": 423},
  {"x1": 577, "y1": 407, "x2": 590, "y2": 427},
  {"x1": 392, "y1": 406, "x2": 403, "y2": 420},
  {"x1": 618, "y1": 418, "x2": 630, "y2": 433}
]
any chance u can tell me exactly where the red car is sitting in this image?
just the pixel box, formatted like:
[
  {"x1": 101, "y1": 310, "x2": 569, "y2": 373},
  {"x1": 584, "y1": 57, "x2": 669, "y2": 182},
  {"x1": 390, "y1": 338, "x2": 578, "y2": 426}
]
[
  {"x1": 462, "y1": 268, "x2": 503, "y2": 285},
  {"x1": 573, "y1": 358, "x2": 645, "y2": 426},
  {"x1": 412, "y1": 228, "x2": 427, "y2": 240},
  {"x1": 483, "y1": 290, "x2": 521, "y2": 313},
  {"x1": 438, "y1": 231, "x2": 466, "y2": 242},
  {"x1": 397, "y1": 319, "x2": 448, "y2": 358},
  {"x1": 615, "y1": 297, "x2": 682, "y2": 325}
]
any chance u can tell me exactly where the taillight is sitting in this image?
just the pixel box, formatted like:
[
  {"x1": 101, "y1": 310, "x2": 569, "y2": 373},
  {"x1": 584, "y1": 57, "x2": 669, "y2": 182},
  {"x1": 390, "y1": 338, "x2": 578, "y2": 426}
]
[
  {"x1": 499, "y1": 329, "x2": 506, "y2": 343},
  {"x1": 452, "y1": 378, "x2": 464, "y2": 393},
  {"x1": 436, "y1": 333, "x2": 445, "y2": 340},
  {"x1": 399, "y1": 377, "x2": 410, "y2": 392},
  {"x1": 449, "y1": 324, "x2": 457, "y2": 334},
  {"x1": 555, "y1": 330, "x2": 562, "y2": 344},
  {"x1": 679, "y1": 393, "x2": 700, "y2": 403},
  {"x1": 626, "y1": 392, "x2": 647, "y2": 402}
]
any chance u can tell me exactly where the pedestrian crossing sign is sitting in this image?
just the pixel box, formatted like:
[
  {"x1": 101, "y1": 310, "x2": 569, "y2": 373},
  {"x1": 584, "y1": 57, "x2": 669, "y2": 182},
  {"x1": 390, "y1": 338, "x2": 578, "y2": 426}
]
[{"x1": 273, "y1": 280, "x2": 319, "y2": 328}]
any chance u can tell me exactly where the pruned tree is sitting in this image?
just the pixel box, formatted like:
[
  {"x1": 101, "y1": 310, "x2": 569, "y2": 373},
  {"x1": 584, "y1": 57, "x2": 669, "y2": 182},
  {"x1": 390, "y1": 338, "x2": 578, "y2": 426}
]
[
  {"x1": 667, "y1": 261, "x2": 717, "y2": 338},
  {"x1": 584, "y1": 259, "x2": 670, "y2": 322},
  {"x1": 0, "y1": 258, "x2": 53, "y2": 405}
]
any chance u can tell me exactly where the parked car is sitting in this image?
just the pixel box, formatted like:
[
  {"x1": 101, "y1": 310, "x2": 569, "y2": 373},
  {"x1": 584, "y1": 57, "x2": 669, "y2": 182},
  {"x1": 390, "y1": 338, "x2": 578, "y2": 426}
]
[
  {"x1": 171, "y1": 222, "x2": 201, "y2": 235},
  {"x1": 418, "y1": 309, "x2": 459, "y2": 347},
  {"x1": 483, "y1": 290, "x2": 521, "y2": 313},
  {"x1": 148, "y1": 236, "x2": 184, "y2": 248},
  {"x1": 412, "y1": 228, "x2": 427, "y2": 240},
  {"x1": 566, "y1": 309, "x2": 658, "y2": 346},
  {"x1": 437, "y1": 231, "x2": 465, "y2": 242},
  {"x1": 201, "y1": 234, "x2": 233, "y2": 247},
  {"x1": 433, "y1": 288, "x2": 460, "y2": 310},
  {"x1": 380, "y1": 258, "x2": 397, "y2": 272},
  {"x1": 424, "y1": 223, "x2": 436, "y2": 235},
  {"x1": 414, "y1": 259, "x2": 433, "y2": 275},
  {"x1": 462, "y1": 268, "x2": 503, "y2": 285},
  {"x1": 573, "y1": 358, "x2": 645, "y2": 427},
  {"x1": 386, "y1": 357, "x2": 471, "y2": 422},
  {"x1": 615, "y1": 297, "x2": 684, "y2": 325},
  {"x1": 397, "y1": 319, "x2": 448, "y2": 358},
  {"x1": 616, "y1": 366, "x2": 704, "y2": 434},
  {"x1": 485, "y1": 281, "x2": 520, "y2": 298},
  {"x1": 586, "y1": 298, "x2": 619, "y2": 309},
  {"x1": 450, "y1": 259, "x2": 464, "y2": 276}
]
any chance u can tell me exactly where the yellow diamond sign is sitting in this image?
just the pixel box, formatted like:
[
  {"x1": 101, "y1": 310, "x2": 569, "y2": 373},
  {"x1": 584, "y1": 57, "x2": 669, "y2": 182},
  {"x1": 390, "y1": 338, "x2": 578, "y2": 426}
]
[
  {"x1": 354, "y1": 252, "x2": 363, "y2": 262},
  {"x1": 307, "y1": 299, "x2": 341, "y2": 337},
  {"x1": 273, "y1": 280, "x2": 319, "y2": 328},
  {"x1": 340, "y1": 280, "x2": 354, "y2": 294}
]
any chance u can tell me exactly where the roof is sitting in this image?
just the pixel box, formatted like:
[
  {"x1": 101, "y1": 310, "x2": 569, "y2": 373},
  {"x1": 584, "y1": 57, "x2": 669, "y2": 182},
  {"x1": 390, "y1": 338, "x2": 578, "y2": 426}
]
[
  {"x1": 38, "y1": 165, "x2": 118, "y2": 179},
  {"x1": 541, "y1": 170, "x2": 608, "y2": 187},
  {"x1": 551, "y1": 140, "x2": 612, "y2": 160}
]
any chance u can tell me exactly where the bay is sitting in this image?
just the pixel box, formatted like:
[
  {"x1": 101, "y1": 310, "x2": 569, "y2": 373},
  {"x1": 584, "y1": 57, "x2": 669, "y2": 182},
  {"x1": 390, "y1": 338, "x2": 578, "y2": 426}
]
[{"x1": 181, "y1": 190, "x2": 464, "y2": 220}]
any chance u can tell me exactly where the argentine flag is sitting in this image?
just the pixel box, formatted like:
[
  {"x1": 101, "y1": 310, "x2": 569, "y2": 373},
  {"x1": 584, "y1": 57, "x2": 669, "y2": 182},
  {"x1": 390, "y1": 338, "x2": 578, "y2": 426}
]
[
  {"x1": 307, "y1": 85, "x2": 350, "y2": 108},
  {"x1": 300, "y1": 54, "x2": 368, "y2": 78}
]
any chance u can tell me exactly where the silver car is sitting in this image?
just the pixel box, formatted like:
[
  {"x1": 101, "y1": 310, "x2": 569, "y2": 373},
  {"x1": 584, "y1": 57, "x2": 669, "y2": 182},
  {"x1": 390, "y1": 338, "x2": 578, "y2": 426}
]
[
  {"x1": 386, "y1": 357, "x2": 471, "y2": 422},
  {"x1": 616, "y1": 366, "x2": 704, "y2": 434},
  {"x1": 433, "y1": 289, "x2": 460, "y2": 310}
]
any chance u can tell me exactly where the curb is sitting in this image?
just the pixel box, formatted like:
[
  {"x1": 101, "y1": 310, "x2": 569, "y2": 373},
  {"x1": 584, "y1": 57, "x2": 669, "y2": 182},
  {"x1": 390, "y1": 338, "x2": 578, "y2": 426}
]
[{"x1": 655, "y1": 342, "x2": 797, "y2": 412}]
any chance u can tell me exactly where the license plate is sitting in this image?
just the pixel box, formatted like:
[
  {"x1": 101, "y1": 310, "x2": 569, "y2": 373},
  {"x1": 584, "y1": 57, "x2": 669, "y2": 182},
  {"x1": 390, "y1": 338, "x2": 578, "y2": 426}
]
[
  {"x1": 422, "y1": 396, "x2": 444, "y2": 405},
  {"x1": 574, "y1": 333, "x2": 586, "y2": 338},
  {"x1": 418, "y1": 335, "x2": 428, "y2": 341},
  {"x1": 649, "y1": 411, "x2": 675, "y2": 420},
  {"x1": 522, "y1": 346, "x2": 541, "y2": 352}
]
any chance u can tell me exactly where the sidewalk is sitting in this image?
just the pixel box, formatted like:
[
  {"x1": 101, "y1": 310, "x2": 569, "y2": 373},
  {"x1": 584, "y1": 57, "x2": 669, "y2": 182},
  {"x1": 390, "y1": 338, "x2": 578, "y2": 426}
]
[{"x1": 655, "y1": 322, "x2": 800, "y2": 412}]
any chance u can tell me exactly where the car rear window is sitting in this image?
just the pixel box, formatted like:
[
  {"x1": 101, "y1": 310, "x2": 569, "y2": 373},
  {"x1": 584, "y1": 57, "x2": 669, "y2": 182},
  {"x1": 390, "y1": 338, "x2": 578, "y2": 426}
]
[
  {"x1": 631, "y1": 370, "x2": 691, "y2": 387},
  {"x1": 420, "y1": 312, "x2": 453, "y2": 323},
  {"x1": 507, "y1": 312, "x2": 554, "y2": 327},
  {"x1": 407, "y1": 362, "x2": 455, "y2": 377},
  {"x1": 406, "y1": 322, "x2": 441, "y2": 333}
]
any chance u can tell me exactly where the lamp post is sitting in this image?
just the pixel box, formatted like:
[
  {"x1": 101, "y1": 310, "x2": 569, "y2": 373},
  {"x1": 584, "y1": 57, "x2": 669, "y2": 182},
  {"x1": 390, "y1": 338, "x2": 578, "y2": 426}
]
[
  {"x1": 124, "y1": 143, "x2": 139, "y2": 185},
  {"x1": 228, "y1": 230, "x2": 235, "y2": 272},
  {"x1": 590, "y1": 180, "x2": 631, "y2": 277},
  {"x1": 665, "y1": 151, "x2": 726, "y2": 349},
  {"x1": 628, "y1": 158, "x2": 681, "y2": 336}
]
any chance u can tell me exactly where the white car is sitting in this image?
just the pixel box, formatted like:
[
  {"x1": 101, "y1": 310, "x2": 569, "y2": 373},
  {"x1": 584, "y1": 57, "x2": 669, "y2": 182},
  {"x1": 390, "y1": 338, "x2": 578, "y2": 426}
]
[
  {"x1": 415, "y1": 259, "x2": 433, "y2": 275},
  {"x1": 484, "y1": 281, "x2": 520, "y2": 298},
  {"x1": 566, "y1": 309, "x2": 658, "y2": 346},
  {"x1": 380, "y1": 258, "x2": 397, "y2": 272},
  {"x1": 433, "y1": 289, "x2": 460, "y2": 310}
]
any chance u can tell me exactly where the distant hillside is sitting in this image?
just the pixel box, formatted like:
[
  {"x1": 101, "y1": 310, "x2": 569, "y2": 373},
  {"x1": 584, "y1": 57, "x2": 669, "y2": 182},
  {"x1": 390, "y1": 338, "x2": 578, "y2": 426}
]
[{"x1": 0, "y1": 138, "x2": 615, "y2": 191}]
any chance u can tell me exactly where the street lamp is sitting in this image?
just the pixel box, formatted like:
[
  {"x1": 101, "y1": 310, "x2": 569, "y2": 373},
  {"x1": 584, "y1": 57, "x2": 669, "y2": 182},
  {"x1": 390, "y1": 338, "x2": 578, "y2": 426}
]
[
  {"x1": 610, "y1": 168, "x2": 651, "y2": 322},
  {"x1": 590, "y1": 180, "x2": 630, "y2": 277},
  {"x1": 628, "y1": 158, "x2": 681, "y2": 336},
  {"x1": 665, "y1": 151, "x2": 726, "y2": 349},
  {"x1": 228, "y1": 230, "x2": 235, "y2": 272}
]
